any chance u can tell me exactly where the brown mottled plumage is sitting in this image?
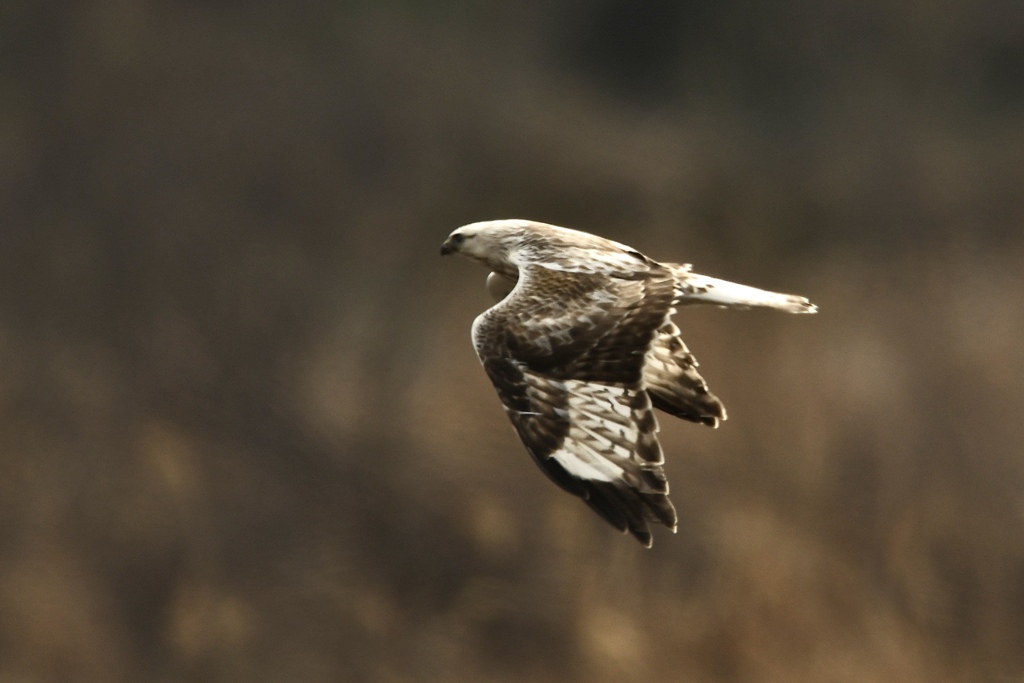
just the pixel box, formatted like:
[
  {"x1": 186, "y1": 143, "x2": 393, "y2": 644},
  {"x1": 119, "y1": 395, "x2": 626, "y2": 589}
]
[{"x1": 441, "y1": 219, "x2": 816, "y2": 547}]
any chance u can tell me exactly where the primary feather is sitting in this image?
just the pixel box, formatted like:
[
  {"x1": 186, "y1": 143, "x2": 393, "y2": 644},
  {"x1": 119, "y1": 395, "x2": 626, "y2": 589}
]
[{"x1": 441, "y1": 219, "x2": 816, "y2": 546}]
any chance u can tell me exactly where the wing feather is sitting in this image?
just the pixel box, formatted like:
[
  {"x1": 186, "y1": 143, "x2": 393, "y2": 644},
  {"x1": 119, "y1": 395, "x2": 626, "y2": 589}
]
[
  {"x1": 474, "y1": 263, "x2": 679, "y2": 545},
  {"x1": 644, "y1": 319, "x2": 727, "y2": 427}
]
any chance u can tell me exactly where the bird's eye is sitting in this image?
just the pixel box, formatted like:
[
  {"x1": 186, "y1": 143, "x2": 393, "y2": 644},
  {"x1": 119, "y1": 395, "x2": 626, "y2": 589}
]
[{"x1": 452, "y1": 233, "x2": 465, "y2": 244}]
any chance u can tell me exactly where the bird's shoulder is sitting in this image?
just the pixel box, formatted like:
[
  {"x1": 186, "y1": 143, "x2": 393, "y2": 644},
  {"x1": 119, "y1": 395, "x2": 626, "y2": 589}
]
[
  {"x1": 519, "y1": 228, "x2": 657, "y2": 277},
  {"x1": 473, "y1": 262, "x2": 676, "y2": 384}
]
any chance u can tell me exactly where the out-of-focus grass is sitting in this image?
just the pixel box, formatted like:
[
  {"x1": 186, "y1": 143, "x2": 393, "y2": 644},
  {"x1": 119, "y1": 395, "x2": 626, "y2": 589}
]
[{"x1": 0, "y1": 2, "x2": 1022, "y2": 681}]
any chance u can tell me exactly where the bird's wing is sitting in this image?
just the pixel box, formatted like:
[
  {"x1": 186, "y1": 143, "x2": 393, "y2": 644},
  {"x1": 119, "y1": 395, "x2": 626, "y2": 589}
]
[
  {"x1": 472, "y1": 264, "x2": 678, "y2": 546},
  {"x1": 644, "y1": 319, "x2": 727, "y2": 427}
]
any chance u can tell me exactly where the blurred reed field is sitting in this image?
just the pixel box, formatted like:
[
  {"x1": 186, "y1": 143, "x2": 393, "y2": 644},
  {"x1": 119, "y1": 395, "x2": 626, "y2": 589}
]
[{"x1": 1, "y1": 1, "x2": 1023, "y2": 681}]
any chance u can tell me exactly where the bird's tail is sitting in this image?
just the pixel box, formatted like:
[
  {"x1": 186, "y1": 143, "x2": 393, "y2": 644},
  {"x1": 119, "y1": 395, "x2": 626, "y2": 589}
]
[{"x1": 667, "y1": 264, "x2": 817, "y2": 314}]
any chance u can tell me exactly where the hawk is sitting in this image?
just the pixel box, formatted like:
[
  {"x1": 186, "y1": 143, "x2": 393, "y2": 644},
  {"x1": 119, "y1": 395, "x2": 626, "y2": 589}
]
[{"x1": 440, "y1": 219, "x2": 816, "y2": 546}]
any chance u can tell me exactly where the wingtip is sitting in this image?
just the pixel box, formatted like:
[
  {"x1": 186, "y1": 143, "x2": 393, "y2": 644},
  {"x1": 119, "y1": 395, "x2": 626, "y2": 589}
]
[
  {"x1": 704, "y1": 405, "x2": 727, "y2": 427},
  {"x1": 630, "y1": 527, "x2": 654, "y2": 548},
  {"x1": 638, "y1": 524, "x2": 676, "y2": 549}
]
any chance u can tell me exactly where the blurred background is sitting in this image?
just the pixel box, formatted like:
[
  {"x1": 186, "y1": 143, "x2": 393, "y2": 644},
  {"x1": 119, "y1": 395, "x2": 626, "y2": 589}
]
[{"x1": 2, "y1": 1, "x2": 1023, "y2": 681}]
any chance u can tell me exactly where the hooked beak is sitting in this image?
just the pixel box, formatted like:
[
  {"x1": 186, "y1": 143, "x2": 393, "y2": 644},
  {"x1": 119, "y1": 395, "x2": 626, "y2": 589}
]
[{"x1": 440, "y1": 237, "x2": 456, "y2": 256}]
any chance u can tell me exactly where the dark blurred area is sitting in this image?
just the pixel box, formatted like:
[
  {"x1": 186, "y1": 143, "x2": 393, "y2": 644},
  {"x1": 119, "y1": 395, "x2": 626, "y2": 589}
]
[{"x1": 2, "y1": 1, "x2": 1023, "y2": 681}]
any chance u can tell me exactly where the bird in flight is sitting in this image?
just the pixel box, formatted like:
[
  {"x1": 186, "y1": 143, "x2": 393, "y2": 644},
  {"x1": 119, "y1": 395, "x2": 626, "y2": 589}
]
[{"x1": 441, "y1": 219, "x2": 816, "y2": 546}]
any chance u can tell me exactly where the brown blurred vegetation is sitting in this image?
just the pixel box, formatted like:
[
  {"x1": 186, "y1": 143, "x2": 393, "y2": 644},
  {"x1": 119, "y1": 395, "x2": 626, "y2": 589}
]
[{"x1": 1, "y1": 1, "x2": 1023, "y2": 681}]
